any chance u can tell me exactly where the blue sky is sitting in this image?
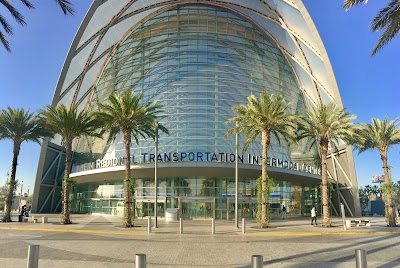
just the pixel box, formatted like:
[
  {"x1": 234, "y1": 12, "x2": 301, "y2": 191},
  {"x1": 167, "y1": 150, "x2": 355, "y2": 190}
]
[{"x1": 0, "y1": 1, "x2": 399, "y2": 195}]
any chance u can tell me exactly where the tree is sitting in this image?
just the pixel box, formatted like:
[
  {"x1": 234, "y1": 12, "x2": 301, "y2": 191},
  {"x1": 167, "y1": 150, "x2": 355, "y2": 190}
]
[
  {"x1": 226, "y1": 92, "x2": 298, "y2": 228},
  {"x1": 359, "y1": 184, "x2": 375, "y2": 214},
  {"x1": 343, "y1": 0, "x2": 400, "y2": 56},
  {"x1": 94, "y1": 88, "x2": 168, "y2": 227},
  {"x1": 0, "y1": 181, "x2": 9, "y2": 211},
  {"x1": 39, "y1": 104, "x2": 100, "y2": 224},
  {"x1": 129, "y1": 177, "x2": 137, "y2": 218},
  {"x1": 297, "y1": 103, "x2": 355, "y2": 227},
  {"x1": 372, "y1": 185, "x2": 380, "y2": 196},
  {"x1": 352, "y1": 117, "x2": 400, "y2": 226},
  {"x1": 1, "y1": 0, "x2": 74, "y2": 52},
  {"x1": 0, "y1": 107, "x2": 48, "y2": 222}
]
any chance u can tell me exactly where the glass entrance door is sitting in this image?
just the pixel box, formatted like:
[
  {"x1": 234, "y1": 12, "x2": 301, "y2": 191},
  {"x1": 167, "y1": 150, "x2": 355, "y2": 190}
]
[
  {"x1": 239, "y1": 202, "x2": 257, "y2": 219},
  {"x1": 137, "y1": 202, "x2": 155, "y2": 218},
  {"x1": 181, "y1": 202, "x2": 213, "y2": 219},
  {"x1": 135, "y1": 198, "x2": 166, "y2": 218},
  {"x1": 179, "y1": 197, "x2": 215, "y2": 220},
  {"x1": 226, "y1": 197, "x2": 257, "y2": 220}
]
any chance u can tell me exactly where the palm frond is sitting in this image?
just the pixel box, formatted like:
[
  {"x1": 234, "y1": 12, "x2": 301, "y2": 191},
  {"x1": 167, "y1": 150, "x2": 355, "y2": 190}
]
[
  {"x1": 19, "y1": 0, "x2": 34, "y2": 9},
  {"x1": 1, "y1": 0, "x2": 73, "y2": 52},
  {"x1": 344, "y1": 0, "x2": 400, "y2": 55},
  {"x1": 352, "y1": 117, "x2": 400, "y2": 155},
  {"x1": 369, "y1": 0, "x2": 400, "y2": 55},
  {"x1": 0, "y1": 0, "x2": 28, "y2": 25},
  {"x1": 371, "y1": 0, "x2": 400, "y2": 31},
  {"x1": 39, "y1": 104, "x2": 100, "y2": 144},
  {"x1": 54, "y1": 0, "x2": 74, "y2": 15},
  {"x1": 0, "y1": 14, "x2": 13, "y2": 34},
  {"x1": 343, "y1": 0, "x2": 368, "y2": 10},
  {"x1": 0, "y1": 107, "x2": 49, "y2": 145},
  {"x1": 298, "y1": 102, "x2": 356, "y2": 153},
  {"x1": 226, "y1": 91, "x2": 299, "y2": 154},
  {"x1": 0, "y1": 30, "x2": 11, "y2": 51},
  {"x1": 95, "y1": 88, "x2": 168, "y2": 146}
]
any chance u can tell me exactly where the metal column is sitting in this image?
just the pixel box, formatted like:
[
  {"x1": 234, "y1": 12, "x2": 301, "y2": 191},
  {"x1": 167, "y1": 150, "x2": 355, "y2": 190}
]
[
  {"x1": 235, "y1": 121, "x2": 239, "y2": 229},
  {"x1": 154, "y1": 123, "x2": 158, "y2": 228},
  {"x1": 27, "y1": 244, "x2": 40, "y2": 268}
]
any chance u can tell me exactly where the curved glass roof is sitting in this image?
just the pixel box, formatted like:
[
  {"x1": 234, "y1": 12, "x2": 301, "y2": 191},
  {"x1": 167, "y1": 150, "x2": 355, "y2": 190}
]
[
  {"x1": 72, "y1": 4, "x2": 308, "y2": 163},
  {"x1": 53, "y1": 0, "x2": 342, "y2": 111}
]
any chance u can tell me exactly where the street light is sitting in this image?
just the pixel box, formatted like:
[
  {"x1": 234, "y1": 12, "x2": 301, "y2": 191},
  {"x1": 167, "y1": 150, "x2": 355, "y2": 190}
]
[
  {"x1": 19, "y1": 180, "x2": 23, "y2": 212},
  {"x1": 235, "y1": 121, "x2": 239, "y2": 229},
  {"x1": 154, "y1": 122, "x2": 159, "y2": 228}
]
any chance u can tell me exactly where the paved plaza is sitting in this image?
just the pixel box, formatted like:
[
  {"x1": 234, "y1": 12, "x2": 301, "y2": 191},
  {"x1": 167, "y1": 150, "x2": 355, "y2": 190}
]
[{"x1": 0, "y1": 214, "x2": 399, "y2": 267}]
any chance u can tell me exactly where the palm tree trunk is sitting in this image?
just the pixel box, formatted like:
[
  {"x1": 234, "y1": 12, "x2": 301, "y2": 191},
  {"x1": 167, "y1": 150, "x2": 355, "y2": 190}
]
[
  {"x1": 61, "y1": 139, "x2": 72, "y2": 224},
  {"x1": 2, "y1": 142, "x2": 21, "y2": 222},
  {"x1": 123, "y1": 130, "x2": 133, "y2": 227},
  {"x1": 260, "y1": 131, "x2": 270, "y2": 228},
  {"x1": 380, "y1": 151, "x2": 396, "y2": 226},
  {"x1": 319, "y1": 140, "x2": 330, "y2": 227}
]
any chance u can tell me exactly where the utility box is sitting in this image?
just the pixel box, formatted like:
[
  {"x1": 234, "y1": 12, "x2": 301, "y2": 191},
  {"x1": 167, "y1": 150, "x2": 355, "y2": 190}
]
[{"x1": 165, "y1": 208, "x2": 178, "y2": 222}]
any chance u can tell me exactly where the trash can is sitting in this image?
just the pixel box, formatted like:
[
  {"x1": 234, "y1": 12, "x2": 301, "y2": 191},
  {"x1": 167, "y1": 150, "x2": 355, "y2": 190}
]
[
  {"x1": 18, "y1": 215, "x2": 23, "y2": 222},
  {"x1": 165, "y1": 208, "x2": 178, "y2": 222}
]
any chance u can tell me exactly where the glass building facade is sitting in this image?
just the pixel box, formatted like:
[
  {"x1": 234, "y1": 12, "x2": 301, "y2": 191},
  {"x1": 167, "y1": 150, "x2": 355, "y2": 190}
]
[
  {"x1": 33, "y1": 0, "x2": 361, "y2": 218},
  {"x1": 72, "y1": 178, "x2": 321, "y2": 219},
  {"x1": 76, "y1": 5, "x2": 307, "y2": 162}
]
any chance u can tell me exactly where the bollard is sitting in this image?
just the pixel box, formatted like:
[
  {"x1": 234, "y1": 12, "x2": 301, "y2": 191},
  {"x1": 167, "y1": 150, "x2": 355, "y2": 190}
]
[
  {"x1": 211, "y1": 218, "x2": 215, "y2": 235},
  {"x1": 341, "y1": 203, "x2": 347, "y2": 230},
  {"x1": 179, "y1": 217, "x2": 183, "y2": 234},
  {"x1": 148, "y1": 217, "x2": 151, "y2": 233},
  {"x1": 27, "y1": 244, "x2": 40, "y2": 268},
  {"x1": 355, "y1": 249, "x2": 367, "y2": 268},
  {"x1": 251, "y1": 255, "x2": 263, "y2": 268},
  {"x1": 135, "y1": 253, "x2": 146, "y2": 268},
  {"x1": 242, "y1": 218, "x2": 246, "y2": 234}
]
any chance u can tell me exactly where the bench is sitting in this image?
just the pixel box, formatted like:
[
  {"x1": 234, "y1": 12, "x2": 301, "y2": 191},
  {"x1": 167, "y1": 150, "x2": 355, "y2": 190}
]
[
  {"x1": 361, "y1": 219, "x2": 371, "y2": 227},
  {"x1": 31, "y1": 216, "x2": 48, "y2": 223},
  {"x1": 346, "y1": 219, "x2": 371, "y2": 228}
]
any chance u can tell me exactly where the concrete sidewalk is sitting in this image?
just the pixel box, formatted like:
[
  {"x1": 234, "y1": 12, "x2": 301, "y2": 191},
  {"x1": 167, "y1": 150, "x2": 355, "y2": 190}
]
[
  {"x1": 1, "y1": 214, "x2": 400, "y2": 267},
  {"x1": 1, "y1": 213, "x2": 398, "y2": 236}
]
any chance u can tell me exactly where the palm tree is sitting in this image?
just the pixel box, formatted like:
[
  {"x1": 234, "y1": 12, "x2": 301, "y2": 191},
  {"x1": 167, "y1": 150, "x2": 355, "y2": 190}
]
[
  {"x1": 297, "y1": 103, "x2": 355, "y2": 227},
  {"x1": 94, "y1": 88, "x2": 168, "y2": 227},
  {"x1": 352, "y1": 117, "x2": 400, "y2": 226},
  {"x1": 1, "y1": 0, "x2": 74, "y2": 51},
  {"x1": 364, "y1": 184, "x2": 373, "y2": 197},
  {"x1": 343, "y1": 0, "x2": 400, "y2": 56},
  {"x1": 226, "y1": 92, "x2": 298, "y2": 228},
  {"x1": 39, "y1": 104, "x2": 100, "y2": 224},
  {"x1": 0, "y1": 107, "x2": 48, "y2": 222}
]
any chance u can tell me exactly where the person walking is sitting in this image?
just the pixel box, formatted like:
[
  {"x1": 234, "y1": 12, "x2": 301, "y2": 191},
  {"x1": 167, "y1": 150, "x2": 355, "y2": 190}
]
[
  {"x1": 311, "y1": 206, "x2": 317, "y2": 225},
  {"x1": 281, "y1": 205, "x2": 286, "y2": 219}
]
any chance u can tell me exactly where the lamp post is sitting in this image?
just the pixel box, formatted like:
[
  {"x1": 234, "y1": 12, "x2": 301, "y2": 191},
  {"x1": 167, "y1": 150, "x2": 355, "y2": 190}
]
[
  {"x1": 154, "y1": 122, "x2": 158, "y2": 228},
  {"x1": 235, "y1": 121, "x2": 239, "y2": 229},
  {"x1": 19, "y1": 180, "x2": 23, "y2": 212}
]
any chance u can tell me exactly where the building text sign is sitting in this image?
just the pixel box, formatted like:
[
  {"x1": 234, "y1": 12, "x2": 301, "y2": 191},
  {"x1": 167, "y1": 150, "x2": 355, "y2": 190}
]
[{"x1": 71, "y1": 151, "x2": 321, "y2": 176}]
